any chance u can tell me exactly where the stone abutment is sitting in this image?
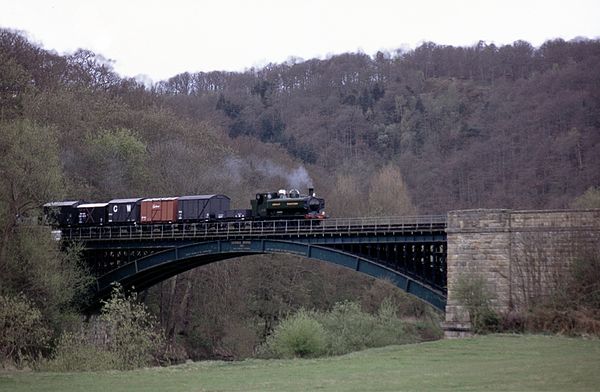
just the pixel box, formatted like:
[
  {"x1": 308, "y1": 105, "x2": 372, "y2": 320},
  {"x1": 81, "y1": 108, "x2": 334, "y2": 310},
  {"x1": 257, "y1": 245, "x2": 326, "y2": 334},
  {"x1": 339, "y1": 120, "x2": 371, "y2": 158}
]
[{"x1": 444, "y1": 209, "x2": 600, "y2": 337}]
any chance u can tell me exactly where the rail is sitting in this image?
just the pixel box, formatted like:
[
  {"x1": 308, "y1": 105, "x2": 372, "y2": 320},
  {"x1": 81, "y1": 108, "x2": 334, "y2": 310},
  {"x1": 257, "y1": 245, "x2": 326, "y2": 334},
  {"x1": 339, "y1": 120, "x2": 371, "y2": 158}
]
[{"x1": 57, "y1": 215, "x2": 447, "y2": 241}]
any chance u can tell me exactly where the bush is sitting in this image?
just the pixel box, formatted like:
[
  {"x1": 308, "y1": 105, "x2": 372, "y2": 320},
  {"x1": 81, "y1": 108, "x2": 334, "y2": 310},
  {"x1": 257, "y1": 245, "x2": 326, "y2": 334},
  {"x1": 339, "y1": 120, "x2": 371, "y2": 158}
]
[
  {"x1": 43, "y1": 284, "x2": 166, "y2": 371},
  {"x1": 40, "y1": 332, "x2": 120, "y2": 372},
  {"x1": 262, "y1": 299, "x2": 436, "y2": 358},
  {"x1": 316, "y1": 301, "x2": 373, "y2": 355},
  {"x1": 521, "y1": 248, "x2": 600, "y2": 336},
  {"x1": 566, "y1": 249, "x2": 600, "y2": 310},
  {"x1": 454, "y1": 274, "x2": 500, "y2": 333},
  {"x1": 413, "y1": 320, "x2": 444, "y2": 341},
  {"x1": 571, "y1": 186, "x2": 600, "y2": 209},
  {"x1": 262, "y1": 309, "x2": 326, "y2": 358},
  {"x1": 0, "y1": 294, "x2": 51, "y2": 366},
  {"x1": 100, "y1": 285, "x2": 166, "y2": 369},
  {"x1": 317, "y1": 300, "x2": 403, "y2": 355}
]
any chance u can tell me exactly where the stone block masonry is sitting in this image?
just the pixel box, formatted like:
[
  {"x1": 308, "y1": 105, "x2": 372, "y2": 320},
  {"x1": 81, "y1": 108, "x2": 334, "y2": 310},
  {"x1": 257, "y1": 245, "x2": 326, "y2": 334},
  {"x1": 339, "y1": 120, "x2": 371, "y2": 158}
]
[{"x1": 444, "y1": 209, "x2": 600, "y2": 337}]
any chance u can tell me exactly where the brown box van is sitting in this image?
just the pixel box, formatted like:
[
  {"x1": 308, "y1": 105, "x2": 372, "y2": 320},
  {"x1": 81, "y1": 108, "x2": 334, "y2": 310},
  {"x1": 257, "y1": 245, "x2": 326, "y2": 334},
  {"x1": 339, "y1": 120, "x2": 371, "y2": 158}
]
[{"x1": 140, "y1": 197, "x2": 178, "y2": 223}]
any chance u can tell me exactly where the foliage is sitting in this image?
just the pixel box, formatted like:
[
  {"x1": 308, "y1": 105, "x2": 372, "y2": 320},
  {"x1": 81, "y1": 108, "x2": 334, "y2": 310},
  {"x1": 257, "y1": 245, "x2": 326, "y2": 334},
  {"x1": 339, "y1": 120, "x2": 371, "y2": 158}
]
[
  {"x1": 0, "y1": 293, "x2": 51, "y2": 366},
  {"x1": 522, "y1": 246, "x2": 600, "y2": 336},
  {"x1": 329, "y1": 173, "x2": 367, "y2": 217},
  {"x1": 99, "y1": 284, "x2": 166, "y2": 369},
  {"x1": 0, "y1": 119, "x2": 63, "y2": 230},
  {"x1": 507, "y1": 231, "x2": 600, "y2": 336},
  {"x1": 262, "y1": 299, "x2": 431, "y2": 358},
  {"x1": 367, "y1": 164, "x2": 417, "y2": 216},
  {"x1": 316, "y1": 299, "x2": 418, "y2": 355},
  {"x1": 146, "y1": 255, "x2": 441, "y2": 361},
  {"x1": 84, "y1": 128, "x2": 149, "y2": 197},
  {"x1": 567, "y1": 248, "x2": 600, "y2": 310},
  {"x1": 43, "y1": 284, "x2": 167, "y2": 371},
  {"x1": 454, "y1": 274, "x2": 500, "y2": 333},
  {"x1": 262, "y1": 309, "x2": 326, "y2": 358},
  {"x1": 571, "y1": 186, "x2": 600, "y2": 209},
  {"x1": 0, "y1": 118, "x2": 92, "y2": 368},
  {"x1": 40, "y1": 331, "x2": 120, "y2": 372},
  {"x1": 1, "y1": 226, "x2": 92, "y2": 331},
  {"x1": 0, "y1": 119, "x2": 84, "y2": 325},
  {"x1": 0, "y1": 55, "x2": 32, "y2": 120},
  {"x1": 4, "y1": 28, "x2": 600, "y2": 214}
]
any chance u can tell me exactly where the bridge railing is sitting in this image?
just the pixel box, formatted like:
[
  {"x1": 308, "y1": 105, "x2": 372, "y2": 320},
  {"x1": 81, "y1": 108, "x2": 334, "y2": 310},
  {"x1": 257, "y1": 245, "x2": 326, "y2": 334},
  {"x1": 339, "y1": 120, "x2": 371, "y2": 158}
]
[{"x1": 58, "y1": 215, "x2": 447, "y2": 241}]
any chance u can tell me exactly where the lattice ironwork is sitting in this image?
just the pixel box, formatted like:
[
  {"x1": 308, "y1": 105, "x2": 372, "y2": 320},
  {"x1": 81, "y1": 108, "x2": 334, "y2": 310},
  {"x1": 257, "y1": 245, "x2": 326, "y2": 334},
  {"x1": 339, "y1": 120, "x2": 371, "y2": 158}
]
[{"x1": 63, "y1": 215, "x2": 448, "y2": 310}]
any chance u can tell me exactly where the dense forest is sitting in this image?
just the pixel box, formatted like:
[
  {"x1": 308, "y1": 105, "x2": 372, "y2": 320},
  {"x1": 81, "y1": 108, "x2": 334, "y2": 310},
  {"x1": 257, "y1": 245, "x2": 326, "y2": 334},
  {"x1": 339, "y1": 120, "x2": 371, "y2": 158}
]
[
  {"x1": 157, "y1": 39, "x2": 600, "y2": 212},
  {"x1": 1, "y1": 28, "x2": 599, "y2": 364}
]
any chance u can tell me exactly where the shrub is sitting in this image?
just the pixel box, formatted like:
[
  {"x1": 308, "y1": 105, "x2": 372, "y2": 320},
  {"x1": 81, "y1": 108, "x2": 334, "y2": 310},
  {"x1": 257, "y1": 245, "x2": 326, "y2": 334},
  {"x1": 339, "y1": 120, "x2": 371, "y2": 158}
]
[
  {"x1": 42, "y1": 284, "x2": 167, "y2": 371},
  {"x1": 40, "y1": 332, "x2": 120, "y2": 372},
  {"x1": 262, "y1": 309, "x2": 326, "y2": 358},
  {"x1": 521, "y1": 248, "x2": 600, "y2": 336},
  {"x1": 413, "y1": 320, "x2": 444, "y2": 341},
  {"x1": 100, "y1": 285, "x2": 166, "y2": 369},
  {"x1": 571, "y1": 186, "x2": 600, "y2": 209},
  {"x1": 454, "y1": 274, "x2": 500, "y2": 333},
  {"x1": 0, "y1": 294, "x2": 51, "y2": 367},
  {"x1": 263, "y1": 299, "x2": 435, "y2": 358},
  {"x1": 316, "y1": 301, "x2": 376, "y2": 355},
  {"x1": 566, "y1": 249, "x2": 600, "y2": 311}
]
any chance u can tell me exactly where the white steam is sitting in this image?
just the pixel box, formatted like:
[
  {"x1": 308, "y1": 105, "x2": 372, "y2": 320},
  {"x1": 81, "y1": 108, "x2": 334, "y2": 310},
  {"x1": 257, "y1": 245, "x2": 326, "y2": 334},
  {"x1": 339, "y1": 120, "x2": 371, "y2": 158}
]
[
  {"x1": 224, "y1": 157, "x2": 243, "y2": 184},
  {"x1": 288, "y1": 166, "x2": 313, "y2": 190},
  {"x1": 223, "y1": 156, "x2": 314, "y2": 191},
  {"x1": 255, "y1": 160, "x2": 313, "y2": 190}
]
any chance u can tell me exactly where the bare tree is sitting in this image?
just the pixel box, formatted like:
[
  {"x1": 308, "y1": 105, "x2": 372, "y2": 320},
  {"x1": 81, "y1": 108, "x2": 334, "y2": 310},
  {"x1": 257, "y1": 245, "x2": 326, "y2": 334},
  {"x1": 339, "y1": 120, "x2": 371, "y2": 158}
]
[{"x1": 368, "y1": 164, "x2": 417, "y2": 216}]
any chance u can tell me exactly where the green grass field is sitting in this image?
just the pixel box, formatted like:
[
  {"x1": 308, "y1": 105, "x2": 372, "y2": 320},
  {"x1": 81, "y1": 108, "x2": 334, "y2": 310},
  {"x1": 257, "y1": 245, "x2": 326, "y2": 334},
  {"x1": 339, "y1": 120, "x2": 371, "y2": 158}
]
[{"x1": 2, "y1": 335, "x2": 599, "y2": 392}]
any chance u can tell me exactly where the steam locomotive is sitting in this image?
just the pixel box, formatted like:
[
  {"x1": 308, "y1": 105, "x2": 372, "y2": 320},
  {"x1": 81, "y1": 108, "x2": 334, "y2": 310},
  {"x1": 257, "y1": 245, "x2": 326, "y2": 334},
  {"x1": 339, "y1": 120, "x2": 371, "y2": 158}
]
[{"x1": 43, "y1": 188, "x2": 326, "y2": 228}]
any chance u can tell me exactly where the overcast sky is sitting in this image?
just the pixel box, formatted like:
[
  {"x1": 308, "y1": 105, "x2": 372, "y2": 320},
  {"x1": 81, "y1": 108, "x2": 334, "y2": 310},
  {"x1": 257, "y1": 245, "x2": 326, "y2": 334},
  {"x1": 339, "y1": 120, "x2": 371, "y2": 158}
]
[{"x1": 1, "y1": 0, "x2": 599, "y2": 82}]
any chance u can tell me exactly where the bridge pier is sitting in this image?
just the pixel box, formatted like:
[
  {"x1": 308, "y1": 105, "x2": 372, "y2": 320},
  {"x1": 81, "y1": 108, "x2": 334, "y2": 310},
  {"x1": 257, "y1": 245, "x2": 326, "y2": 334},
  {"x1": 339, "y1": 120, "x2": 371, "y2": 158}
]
[{"x1": 444, "y1": 209, "x2": 600, "y2": 338}]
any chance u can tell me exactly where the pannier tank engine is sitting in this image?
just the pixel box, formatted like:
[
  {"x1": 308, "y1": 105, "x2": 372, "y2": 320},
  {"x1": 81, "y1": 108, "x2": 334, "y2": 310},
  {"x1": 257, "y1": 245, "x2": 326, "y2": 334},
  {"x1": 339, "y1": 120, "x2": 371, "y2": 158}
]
[{"x1": 252, "y1": 187, "x2": 326, "y2": 219}]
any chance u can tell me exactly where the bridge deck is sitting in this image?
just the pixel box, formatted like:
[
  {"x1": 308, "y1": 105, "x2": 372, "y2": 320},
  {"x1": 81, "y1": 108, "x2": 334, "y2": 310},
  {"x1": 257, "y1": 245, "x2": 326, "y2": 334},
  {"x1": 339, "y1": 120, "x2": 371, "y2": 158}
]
[{"x1": 58, "y1": 215, "x2": 447, "y2": 241}]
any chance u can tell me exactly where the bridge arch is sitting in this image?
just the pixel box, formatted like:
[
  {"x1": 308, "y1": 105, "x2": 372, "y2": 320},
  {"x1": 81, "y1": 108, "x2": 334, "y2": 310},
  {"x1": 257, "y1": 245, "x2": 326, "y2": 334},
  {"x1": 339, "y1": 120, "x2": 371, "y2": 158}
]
[{"x1": 95, "y1": 239, "x2": 446, "y2": 310}]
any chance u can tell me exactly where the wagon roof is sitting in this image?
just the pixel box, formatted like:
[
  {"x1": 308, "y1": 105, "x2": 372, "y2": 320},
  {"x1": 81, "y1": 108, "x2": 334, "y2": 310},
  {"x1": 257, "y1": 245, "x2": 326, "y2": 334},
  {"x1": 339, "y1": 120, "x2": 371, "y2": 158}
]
[
  {"x1": 43, "y1": 200, "x2": 81, "y2": 207},
  {"x1": 108, "y1": 198, "x2": 144, "y2": 204},
  {"x1": 142, "y1": 197, "x2": 178, "y2": 202},
  {"x1": 78, "y1": 202, "x2": 109, "y2": 208},
  {"x1": 178, "y1": 194, "x2": 230, "y2": 201}
]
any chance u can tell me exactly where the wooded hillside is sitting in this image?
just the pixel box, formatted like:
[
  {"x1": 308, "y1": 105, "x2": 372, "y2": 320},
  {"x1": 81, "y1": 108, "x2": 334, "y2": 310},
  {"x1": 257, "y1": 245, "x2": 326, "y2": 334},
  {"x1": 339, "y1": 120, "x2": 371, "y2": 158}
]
[
  {"x1": 1, "y1": 29, "x2": 599, "y2": 362},
  {"x1": 156, "y1": 39, "x2": 600, "y2": 213},
  {"x1": 2, "y1": 30, "x2": 599, "y2": 214}
]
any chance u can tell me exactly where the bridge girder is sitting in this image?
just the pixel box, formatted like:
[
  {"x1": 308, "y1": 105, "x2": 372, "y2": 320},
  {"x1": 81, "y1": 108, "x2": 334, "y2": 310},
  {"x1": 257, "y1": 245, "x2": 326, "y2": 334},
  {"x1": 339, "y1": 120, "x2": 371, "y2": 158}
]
[{"x1": 94, "y1": 239, "x2": 446, "y2": 310}]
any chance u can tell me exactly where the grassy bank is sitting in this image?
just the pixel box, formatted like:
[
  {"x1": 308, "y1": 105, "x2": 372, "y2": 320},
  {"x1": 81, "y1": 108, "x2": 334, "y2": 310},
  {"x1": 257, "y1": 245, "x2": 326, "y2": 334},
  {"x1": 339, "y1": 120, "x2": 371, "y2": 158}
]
[{"x1": 2, "y1": 335, "x2": 599, "y2": 392}]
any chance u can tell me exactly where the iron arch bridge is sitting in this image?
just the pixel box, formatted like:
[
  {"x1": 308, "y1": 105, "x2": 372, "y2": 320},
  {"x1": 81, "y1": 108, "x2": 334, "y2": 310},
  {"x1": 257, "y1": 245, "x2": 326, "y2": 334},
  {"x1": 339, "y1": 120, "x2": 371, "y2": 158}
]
[{"x1": 62, "y1": 216, "x2": 447, "y2": 310}]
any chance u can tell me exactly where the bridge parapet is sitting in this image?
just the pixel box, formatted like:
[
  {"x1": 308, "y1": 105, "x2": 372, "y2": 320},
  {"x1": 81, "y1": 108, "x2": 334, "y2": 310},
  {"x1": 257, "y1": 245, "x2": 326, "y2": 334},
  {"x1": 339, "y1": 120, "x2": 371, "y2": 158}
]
[
  {"x1": 59, "y1": 215, "x2": 447, "y2": 242},
  {"x1": 445, "y1": 209, "x2": 600, "y2": 337}
]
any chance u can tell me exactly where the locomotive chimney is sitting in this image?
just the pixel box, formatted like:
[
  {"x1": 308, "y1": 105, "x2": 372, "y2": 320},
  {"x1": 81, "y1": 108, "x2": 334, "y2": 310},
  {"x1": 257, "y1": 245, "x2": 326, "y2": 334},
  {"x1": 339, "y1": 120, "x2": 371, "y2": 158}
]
[{"x1": 308, "y1": 187, "x2": 314, "y2": 196}]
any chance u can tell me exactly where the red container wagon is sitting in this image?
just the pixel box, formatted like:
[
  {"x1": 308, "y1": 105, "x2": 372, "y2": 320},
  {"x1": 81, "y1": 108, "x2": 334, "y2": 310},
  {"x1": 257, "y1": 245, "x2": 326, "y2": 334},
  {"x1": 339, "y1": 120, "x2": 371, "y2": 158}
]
[{"x1": 140, "y1": 197, "x2": 178, "y2": 223}]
